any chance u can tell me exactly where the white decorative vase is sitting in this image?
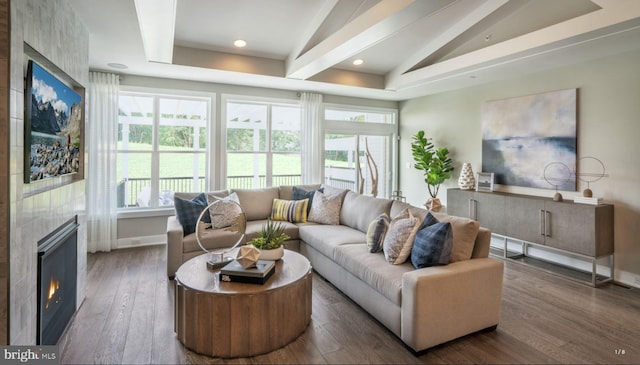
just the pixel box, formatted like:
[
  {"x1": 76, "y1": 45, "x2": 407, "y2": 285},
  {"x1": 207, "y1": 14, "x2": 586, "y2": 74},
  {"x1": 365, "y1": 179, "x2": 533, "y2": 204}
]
[
  {"x1": 259, "y1": 246, "x2": 284, "y2": 261},
  {"x1": 458, "y1": 163, "x2": 475, "y2": 190}
]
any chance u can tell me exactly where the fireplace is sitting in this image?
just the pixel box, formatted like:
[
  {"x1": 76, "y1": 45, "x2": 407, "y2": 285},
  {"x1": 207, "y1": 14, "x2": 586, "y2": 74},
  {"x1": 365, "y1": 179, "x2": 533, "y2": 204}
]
[{"x1": 37, "y1": 216, "x2": 78, "y2": 345}]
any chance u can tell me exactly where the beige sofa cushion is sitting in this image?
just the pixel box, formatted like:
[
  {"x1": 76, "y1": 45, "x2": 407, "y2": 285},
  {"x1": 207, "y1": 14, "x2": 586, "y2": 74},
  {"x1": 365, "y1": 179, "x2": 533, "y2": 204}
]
[
  {"x1": 390, "y1": 201, "x2": 428, "y2": 222},
  {"x1": 182, "y1": 228, "x2": 244, "y2": 253},
  {"x1": 432, "y1": 212, "x2": 480, "y2": 262},
  {"x1": 299, "y1": 224, "x2": 366, "y2": 259},
  {"x1": 245, "y1": 219, "x2": 300, "y2": 241},
  {"x1": 232, "y1": 187, "x2": 280, "y2": 221},
  {"x1": 340, "y1": 191, "x2": 393, "y2": 233},
  {"x1": 334, "y1": 244, "x2": 412, "y2": 305}
]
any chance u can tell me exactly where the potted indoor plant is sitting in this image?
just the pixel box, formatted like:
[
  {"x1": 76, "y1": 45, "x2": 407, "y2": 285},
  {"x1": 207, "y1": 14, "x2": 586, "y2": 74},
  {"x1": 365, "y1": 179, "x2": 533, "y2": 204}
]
[
  {"x1": 411, "y1": 130, "x2": 453, "y2": 211},
  {"x1": 247, "y1": 219, "x2": 289, "y2": 260}
]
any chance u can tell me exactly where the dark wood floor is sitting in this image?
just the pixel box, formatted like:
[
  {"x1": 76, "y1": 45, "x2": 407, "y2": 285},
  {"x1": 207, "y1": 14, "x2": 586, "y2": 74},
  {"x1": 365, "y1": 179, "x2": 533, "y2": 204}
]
[{"x1": 58, "y1": 245, "x2": 640, "y2": 364}]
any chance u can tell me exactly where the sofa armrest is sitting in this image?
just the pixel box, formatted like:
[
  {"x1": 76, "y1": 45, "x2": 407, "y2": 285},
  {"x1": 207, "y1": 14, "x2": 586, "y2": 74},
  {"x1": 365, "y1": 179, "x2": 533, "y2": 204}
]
[
  {"x1": 167, "y1": 216, "x2": 184, "y2": 278},
  {"x1": 401, "y1": 257, "x2": 504, "y2": 351},
  {"x1": 472, "y1": 227, "x2": 492, "y2": 258}
]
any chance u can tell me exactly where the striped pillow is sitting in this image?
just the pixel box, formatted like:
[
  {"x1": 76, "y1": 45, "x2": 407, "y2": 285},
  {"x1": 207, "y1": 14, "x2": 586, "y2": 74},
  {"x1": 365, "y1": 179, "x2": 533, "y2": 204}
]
[
  {"x1": 366, "y1": 213, "x2": 390, "y2": 253},
  {"x1": 271, "y1": 198, "x2": 309, "y2": 223}
]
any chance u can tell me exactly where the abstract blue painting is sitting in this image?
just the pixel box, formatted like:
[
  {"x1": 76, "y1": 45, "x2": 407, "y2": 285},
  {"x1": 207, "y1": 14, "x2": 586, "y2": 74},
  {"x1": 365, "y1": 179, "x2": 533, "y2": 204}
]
[{"x1": 482, "y1": 89, "x2": 577, "y2": 191}]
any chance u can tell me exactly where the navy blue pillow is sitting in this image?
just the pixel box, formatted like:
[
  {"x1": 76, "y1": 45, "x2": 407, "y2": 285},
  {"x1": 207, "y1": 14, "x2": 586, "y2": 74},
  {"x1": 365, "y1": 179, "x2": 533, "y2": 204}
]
[
  {"x1": 410, "y1": 213, "x2": 453, "y2": 269},
  {"x1": 174, "y1": 193, "x2": 210, "y2": 236},
  {"x1": 292, "y1": 186, "x2": 324, "y2": 214}
]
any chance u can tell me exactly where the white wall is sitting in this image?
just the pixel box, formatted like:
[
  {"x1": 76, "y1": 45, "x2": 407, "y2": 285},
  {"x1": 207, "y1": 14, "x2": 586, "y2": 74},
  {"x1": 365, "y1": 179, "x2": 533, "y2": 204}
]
[{"x1": 399, "y1": 49, "x2": 640, "y2": 287}]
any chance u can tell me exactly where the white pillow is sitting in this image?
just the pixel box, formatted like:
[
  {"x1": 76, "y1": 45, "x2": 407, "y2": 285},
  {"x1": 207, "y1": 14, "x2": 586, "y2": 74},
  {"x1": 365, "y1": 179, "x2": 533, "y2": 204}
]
[
  {"x1": 208, "y1": 192, "x2": 242, "y2": 229},
  {"x1": 308, "y1": 191, "x2": 342, "y2": 225}
]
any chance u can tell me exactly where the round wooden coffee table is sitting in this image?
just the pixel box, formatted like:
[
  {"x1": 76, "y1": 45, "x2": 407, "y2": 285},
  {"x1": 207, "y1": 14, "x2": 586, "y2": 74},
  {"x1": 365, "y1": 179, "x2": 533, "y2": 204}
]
[{"x1": 174, "y1": 249, "x2": 312, "y2": 358}]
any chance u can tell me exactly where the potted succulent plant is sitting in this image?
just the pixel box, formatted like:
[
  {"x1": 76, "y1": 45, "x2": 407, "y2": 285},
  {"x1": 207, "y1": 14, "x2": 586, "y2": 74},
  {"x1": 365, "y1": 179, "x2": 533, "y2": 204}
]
[
  {"x1": 247, "y1": 219, "x2": 289, "y2": 260},
  {"x1": 411, "y1": 130, "x2": 454, "y2": 211}
]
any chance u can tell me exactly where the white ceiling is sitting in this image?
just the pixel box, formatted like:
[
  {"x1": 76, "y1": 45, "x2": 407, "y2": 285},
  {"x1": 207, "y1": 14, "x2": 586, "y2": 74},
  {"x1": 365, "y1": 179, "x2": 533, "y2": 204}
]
[{"x1": 68, "y1": 0, "x2": 640, "y2": 101}]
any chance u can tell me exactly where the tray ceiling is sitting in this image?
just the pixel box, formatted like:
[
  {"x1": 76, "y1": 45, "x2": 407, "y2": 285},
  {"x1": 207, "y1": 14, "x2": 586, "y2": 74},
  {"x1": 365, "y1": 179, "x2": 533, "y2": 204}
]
[{"x1": 68, "y1": 0, "x2": 640, "y2": 100}]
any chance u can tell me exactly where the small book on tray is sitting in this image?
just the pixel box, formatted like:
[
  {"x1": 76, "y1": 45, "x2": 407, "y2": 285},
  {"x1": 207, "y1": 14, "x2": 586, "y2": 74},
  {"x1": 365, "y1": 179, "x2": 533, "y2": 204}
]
[
  {"x1": 219, "y1": 259, "x2": 275, "y2": 284},
  {"x1": 573, "y1": 196, "x2": 603, "y2": 205}
]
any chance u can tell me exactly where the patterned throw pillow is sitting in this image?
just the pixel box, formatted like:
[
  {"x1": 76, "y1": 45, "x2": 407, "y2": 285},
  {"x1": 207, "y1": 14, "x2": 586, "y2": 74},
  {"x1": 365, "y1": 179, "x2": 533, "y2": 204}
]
[
  {"x1": 174, "y1": 193, "x2": 209, "y2": 236},
  {"x1": 271, "y1": 198, "x2": 309, "y2": 223},
  {"x1": 411, "y1": 213, "x2": 453, "y2": 269},
  {"x1": 208, "y1": 192, "x2": 242, "y2": 229},
  {"x1": 292, "y1": 186, "x2": 324, "y2": 214},
  {"x1": 383, "y1": 209, "x2": 420, "y2": 264},
  {"x1": 308, "y1": 191, "x2": 342, "y2": 225},
  {"x1": 366, "y1": 213, "x2": 390, "y2": 253}
]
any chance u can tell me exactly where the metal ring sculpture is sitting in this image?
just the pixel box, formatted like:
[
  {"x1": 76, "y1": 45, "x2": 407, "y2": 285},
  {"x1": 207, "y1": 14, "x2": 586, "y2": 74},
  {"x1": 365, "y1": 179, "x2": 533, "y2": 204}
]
[{"x1": 195, "y1": 197, "x2": 246, "y2": 265}]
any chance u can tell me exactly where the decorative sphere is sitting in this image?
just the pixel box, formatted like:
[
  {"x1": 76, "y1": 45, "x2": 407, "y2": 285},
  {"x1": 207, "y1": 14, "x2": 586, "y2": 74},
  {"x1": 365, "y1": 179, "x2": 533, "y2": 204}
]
[
  {"x1": 583, "y1": 188, "x2": 593, "y2": 198},
  {"x1": 553, "y1": 192, "x2": 563, "y2": 202}
]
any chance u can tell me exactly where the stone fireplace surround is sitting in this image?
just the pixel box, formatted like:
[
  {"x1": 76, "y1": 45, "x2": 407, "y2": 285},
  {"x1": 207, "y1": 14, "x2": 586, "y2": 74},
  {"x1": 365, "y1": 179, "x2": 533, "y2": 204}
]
[{"x1": 5, "y1": 0, "x2": 89, "y2": 345}]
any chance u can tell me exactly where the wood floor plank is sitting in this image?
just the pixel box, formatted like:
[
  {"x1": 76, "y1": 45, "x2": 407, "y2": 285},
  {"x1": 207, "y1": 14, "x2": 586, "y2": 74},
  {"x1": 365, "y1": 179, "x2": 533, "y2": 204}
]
[
  {"x1": 120, "y1": 246, "x2": 158, "y2": 364},
  {"x1": 58, "y1": 245, "x2": 640, "y2": 364},
  {"x1": 150, "y1": 245, "x2": 189, "y2": 365}
]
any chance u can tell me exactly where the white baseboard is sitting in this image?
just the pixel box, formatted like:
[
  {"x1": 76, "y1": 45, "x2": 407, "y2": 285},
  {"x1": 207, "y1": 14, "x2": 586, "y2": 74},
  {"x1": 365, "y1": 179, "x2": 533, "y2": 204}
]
[
  {"x1": 617, "y1": 270, "x2": 640, "y2": 289},
  {"x1": 116, "y1": 234, "x2": 166, "y2": 249}
]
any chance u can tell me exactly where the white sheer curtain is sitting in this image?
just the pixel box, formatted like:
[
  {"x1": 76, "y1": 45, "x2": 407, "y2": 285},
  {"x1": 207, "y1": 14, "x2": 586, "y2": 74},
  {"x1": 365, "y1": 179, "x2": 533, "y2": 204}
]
[
  {"x1": 300, "y1": 92, "x2": 323, "y2": 185},
  {"x1": 87, "y1": 72, "x2": 119, "y2": 252}
]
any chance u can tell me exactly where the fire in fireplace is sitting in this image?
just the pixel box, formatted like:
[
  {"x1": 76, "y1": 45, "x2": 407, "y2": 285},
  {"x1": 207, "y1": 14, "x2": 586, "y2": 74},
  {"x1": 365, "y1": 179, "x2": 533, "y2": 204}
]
[{"x1": 37, "y1": 216, "x2": 78, "y2": 345}]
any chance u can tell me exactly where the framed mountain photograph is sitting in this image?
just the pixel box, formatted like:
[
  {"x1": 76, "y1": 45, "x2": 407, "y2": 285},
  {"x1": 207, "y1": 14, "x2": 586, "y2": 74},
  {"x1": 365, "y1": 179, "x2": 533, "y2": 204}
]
[{"x1": 25, "y1": 60, "x2": 84, "y2": 183}]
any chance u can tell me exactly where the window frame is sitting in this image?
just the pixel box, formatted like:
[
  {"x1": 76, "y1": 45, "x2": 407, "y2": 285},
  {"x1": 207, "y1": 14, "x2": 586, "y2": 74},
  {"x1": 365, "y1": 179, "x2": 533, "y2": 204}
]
[
  {"x1": 117, "y1": 87, "x2": 214, "y2": 212},
  {"x1": 220, "y1": 94, "x2": 302, "y2": 190},
  {"x1": 323, "y1": 103, "x2": 398, "y2": 198}
]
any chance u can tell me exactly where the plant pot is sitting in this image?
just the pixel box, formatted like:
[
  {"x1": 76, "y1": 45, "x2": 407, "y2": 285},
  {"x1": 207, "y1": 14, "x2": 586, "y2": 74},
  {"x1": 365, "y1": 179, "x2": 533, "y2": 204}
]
[
  {"x1": 259, "y1": 246, "x2": 284, "y2": 261},
  {"x1": 425, "y1": 197, "x2": 443, "y2": 212}
]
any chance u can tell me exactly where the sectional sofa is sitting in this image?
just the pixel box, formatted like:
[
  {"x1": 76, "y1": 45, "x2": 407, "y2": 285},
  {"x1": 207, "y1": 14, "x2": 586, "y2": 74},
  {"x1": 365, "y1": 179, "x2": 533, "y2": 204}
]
[{"x1": 166, "y1": 184, "x2": 504, "y2": 352}]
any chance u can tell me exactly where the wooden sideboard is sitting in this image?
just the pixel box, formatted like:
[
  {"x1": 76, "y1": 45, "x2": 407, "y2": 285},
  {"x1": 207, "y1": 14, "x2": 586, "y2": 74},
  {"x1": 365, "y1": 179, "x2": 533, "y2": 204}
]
[{"x1": 447, "y1": 188, "x2": 614, "y2": 286}]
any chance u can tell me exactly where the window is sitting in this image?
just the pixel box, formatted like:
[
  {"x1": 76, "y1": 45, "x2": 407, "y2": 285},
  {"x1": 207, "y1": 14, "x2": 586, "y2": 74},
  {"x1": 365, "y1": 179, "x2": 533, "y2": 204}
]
[
  {"x1": 118, "y1": 93, "x2": 209, "y2": 208},
  {"x1": 224, "y1": 98, "x2": 301, "y2": 189},
  {"x1": 323, "y1": 105, "x2": 397, "y2": 198}
]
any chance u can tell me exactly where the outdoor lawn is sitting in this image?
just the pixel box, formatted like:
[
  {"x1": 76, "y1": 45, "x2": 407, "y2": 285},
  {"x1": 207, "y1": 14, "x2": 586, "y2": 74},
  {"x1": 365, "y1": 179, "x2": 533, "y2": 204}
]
[{"x1": 117, "y1": 142, "x2": 351, "y2": 207}]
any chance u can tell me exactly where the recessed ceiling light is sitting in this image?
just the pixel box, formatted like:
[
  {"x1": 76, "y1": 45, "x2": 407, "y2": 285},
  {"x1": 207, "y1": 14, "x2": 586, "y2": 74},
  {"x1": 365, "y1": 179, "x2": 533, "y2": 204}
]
[
  {"x1": 234, "y1": 39, "x2": 247, "y2": 48},
  {"x1": 353, "y1": 59, "x2": 364, "y2": 66},
  {"x1": 107, "y1": 63, "x2": 128, "y2": 69}
]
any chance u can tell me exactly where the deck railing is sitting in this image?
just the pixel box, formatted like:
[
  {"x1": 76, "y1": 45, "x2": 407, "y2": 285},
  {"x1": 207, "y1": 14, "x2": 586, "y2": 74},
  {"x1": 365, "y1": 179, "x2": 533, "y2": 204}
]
[{"x1": 117, "y1": 175, "x2": 305, "y2": 207}]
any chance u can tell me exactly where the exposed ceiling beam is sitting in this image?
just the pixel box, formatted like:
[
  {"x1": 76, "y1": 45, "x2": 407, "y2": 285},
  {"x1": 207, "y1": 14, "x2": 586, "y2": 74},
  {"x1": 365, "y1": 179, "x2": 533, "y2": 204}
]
[
  {"x1": 286, "y1": 0, "x2": 417, "y2": 80},
  {"x1": 285, "y1": 0, "x2": 339, "y2": 72},
  {"x1": 391, "y1": 0, "x2": 640, "y2": 91},
  {"x1": 385, "y1": 0, "x2": 509, "y2": 90},
  {"x1": 134, "y1": 0, "x2": 177, "y2": 64}
]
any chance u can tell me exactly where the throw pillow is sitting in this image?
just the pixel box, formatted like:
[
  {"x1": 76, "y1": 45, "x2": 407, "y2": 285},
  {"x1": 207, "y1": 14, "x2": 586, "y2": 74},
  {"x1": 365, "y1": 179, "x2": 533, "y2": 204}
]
[
  {"x1": 174, "y1": 193, "x2": 209, "y2": 236},
  {"x1": 366, "y1": 213, "x2": 390, "y2": 253},
  {"x1": 308, "y1": 191, "x2": 342, "y2": 225},
  {"x1": 383, "y1": 209, "x2": 420, "y2": 264},
  {"x1": 433, "y1": 213, "x2": 480, "y2": 262},
  {"x1": 208, "y1": 192, "x2": 242, "y2": 229},
  {"x1": 271, "y1": 198, "x2": 309, "y2": 223},
  {"x1": 410, "y1": 213, "x2": 453, "y2": 269},
  {"x1": 292, "y1": 186, "x2": 324, "y2": 215}
]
